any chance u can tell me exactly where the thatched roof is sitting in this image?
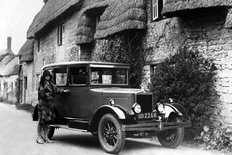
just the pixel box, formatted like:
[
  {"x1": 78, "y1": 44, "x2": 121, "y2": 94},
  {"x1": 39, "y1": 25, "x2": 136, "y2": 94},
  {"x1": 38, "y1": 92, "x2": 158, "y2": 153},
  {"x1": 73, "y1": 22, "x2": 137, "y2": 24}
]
[
  {"x1": 27, "y1": 0, "x2": 82, "y2": 39},
  {"x1": 1, "y1": 57, "x2": 19, "y2": 76},
  {"x1": 0, "y1": 49, "x2": 14, "y2": 62},
  {"x1": 76, "y1": 0, "x2": 109, "y2": 44},
  {"x1": 162, "y1": 0, "x2": 232, "y2": 17},
  {"x1": 0, "y1": 56, "x2": 19, "y2": 76},
  {"x1": 225, "y1": 8, "x2": 232, "y2": 28},
  {"x1": 76, "y1": 0, "x2": 147, "y2": 44},
  {"x1": 18, "y1": 40, "x2": 34, "y2": 63}
]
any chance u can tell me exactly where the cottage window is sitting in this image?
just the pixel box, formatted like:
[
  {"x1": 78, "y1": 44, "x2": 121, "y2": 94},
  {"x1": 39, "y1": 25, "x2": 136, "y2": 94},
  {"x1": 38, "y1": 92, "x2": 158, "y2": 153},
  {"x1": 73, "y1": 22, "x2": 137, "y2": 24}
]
[
  {"x1": 24, "y1": 77, "x2": 27, "y2": 89},
  {"x1": 57, "y1": 24, "x2": 65, "y2": 46},
  {"x1": 38, "y1": 38, "x2": 41, "y2": 52},
  {"x1": 151, "y1": 0, "x2": 163, "y2": 21}
]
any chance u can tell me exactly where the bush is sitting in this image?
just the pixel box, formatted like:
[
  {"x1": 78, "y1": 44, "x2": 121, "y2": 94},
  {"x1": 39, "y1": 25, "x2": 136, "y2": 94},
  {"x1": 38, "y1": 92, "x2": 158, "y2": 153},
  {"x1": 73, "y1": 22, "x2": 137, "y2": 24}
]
[
  {"x1": 149, "y1": 47, "x2": 218, "y2": 139},
  {"x1": 197, "y1": 125, "x2": 232, "y2": 151},
  {"x1": 94, "y1": 30, "x2": 146, "y2": 88}
]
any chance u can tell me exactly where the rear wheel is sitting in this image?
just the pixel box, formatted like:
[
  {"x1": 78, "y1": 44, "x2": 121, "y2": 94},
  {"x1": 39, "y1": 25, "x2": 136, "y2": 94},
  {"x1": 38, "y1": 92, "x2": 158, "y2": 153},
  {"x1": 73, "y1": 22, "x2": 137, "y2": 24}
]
[
  {"x1": 157, "y1": 117, "x2": 184, "y2": 148},
  {"x1": 98, "y1": 114, "x2": 125, "y2": 154}
]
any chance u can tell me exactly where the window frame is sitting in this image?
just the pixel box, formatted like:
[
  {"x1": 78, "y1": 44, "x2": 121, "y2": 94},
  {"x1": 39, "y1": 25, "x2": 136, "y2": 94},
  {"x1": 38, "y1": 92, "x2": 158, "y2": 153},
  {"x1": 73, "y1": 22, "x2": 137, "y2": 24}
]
[
  {"x1": 151, "y1": 0, "x2": 163, "y2": 22},
  {"x1": 68, "y1": 66, "x2": 88, "y2": 87},
  {"x1": 24, "y1": 76, "x2": 27, "y2": 89},
  {"x1": 53, "y1": 67, "x2": 68, "y2": 86},
  {"x1": 90, "y1": 67, "x2": 129, "y2": 86},
  {"x1": 57, "y1": 23, "x2": 65, "y2": 46},
  {"x1": 37, "y1": 38, "x2": 41, "y2": 52}
]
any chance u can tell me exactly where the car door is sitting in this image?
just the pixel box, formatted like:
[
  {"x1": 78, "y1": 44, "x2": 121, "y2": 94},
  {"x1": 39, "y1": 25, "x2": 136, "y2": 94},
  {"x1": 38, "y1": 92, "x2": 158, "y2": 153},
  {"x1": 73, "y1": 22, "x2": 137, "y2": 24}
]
[{"x1": 55, "y1": 65, "x2": 100, "y2": 118}]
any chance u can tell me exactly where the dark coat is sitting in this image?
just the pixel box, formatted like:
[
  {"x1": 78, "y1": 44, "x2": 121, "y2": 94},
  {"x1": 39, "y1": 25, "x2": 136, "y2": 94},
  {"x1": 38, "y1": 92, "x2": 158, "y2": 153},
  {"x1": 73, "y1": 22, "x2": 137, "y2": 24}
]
[{"x1": 38, "y1": 80, "x2": 63, "y2": 124}]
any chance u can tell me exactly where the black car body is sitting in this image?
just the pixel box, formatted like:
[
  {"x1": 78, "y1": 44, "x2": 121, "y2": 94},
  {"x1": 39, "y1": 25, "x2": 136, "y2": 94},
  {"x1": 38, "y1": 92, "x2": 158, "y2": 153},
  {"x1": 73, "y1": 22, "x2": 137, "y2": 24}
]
[{"x1": 35, "y1": 61, "x2": 191, "y2": 154}]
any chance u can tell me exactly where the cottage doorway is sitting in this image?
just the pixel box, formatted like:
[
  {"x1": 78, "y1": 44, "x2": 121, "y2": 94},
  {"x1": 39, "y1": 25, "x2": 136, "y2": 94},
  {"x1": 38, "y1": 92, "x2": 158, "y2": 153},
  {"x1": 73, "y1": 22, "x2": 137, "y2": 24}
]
[{"x1": 19, "y1": 79, "x2": 23, "y2": 103}]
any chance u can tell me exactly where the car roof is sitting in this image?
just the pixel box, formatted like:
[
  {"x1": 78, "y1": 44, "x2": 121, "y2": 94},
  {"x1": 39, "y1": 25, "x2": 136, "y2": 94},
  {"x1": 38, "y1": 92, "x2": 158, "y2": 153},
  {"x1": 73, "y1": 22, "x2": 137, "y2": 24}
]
[{"x1": 42, "y1": 61, "x2": 129, "y2": 69}]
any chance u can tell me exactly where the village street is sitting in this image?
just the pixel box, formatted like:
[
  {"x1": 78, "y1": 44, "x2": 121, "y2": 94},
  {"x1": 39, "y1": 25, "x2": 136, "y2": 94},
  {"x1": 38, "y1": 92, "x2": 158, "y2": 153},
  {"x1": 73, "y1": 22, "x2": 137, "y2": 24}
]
[{"x1": 0, "y1": 102, "x2": 228, "y2": 155}]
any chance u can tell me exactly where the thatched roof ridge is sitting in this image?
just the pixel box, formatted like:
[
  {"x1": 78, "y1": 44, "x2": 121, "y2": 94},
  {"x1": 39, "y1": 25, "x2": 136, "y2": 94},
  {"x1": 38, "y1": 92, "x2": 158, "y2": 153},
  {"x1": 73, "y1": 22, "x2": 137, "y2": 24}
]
[
  {"x1": 18, "y1": 40, "x2": 34, "y2": 63},
  {"x1": 76, "y1": 0, "x2": 146, "y2": 44},
  {"x1": 27, "y1": 0, "x2": 82, "y2": 39},
  {"x1": 162, "y1": 0, "x2": 232, "y2": 17}
]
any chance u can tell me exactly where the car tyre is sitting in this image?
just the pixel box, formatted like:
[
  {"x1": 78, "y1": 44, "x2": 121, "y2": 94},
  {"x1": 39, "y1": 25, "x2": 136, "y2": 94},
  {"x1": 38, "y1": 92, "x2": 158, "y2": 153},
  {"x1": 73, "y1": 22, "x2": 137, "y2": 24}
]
[
  {"x1": 98, "y1": 114, "x2": 125, "y2": 154},
  {"x1": 157, "y1": 117, "x2": 184, "y2": 148}
]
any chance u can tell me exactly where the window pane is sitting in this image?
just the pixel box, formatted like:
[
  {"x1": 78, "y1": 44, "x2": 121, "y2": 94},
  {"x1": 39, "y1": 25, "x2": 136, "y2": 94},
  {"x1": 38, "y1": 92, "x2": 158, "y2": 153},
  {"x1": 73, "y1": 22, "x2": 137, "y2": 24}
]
[
  {"x1": 152, "y1": 0, "x2": 159, "y2": 21},
  {"x1": 57, "y1": 24, "x2": 64, "y2": 46},
  {"x1": 54, "y1": 68, "x2": 67, "y2": 85},
  {"x1": 90, "y1": 68, "x2": 128, "y2": 85},
  {"x1": 69, "y1": 67, "x2": 87, "y2": 85}
]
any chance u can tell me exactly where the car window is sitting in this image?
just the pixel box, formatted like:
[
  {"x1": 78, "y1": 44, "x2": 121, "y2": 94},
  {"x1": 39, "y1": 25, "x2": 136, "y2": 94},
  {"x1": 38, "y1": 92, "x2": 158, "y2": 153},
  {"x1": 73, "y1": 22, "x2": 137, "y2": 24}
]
[
  {"x1": 69, "y1": 67, "x2": 87, "y2": 85},
  {"x1": 54, "y1": 67, "x2": 67, "y2": 85},
  {"x1": 91, "y1": 68, "x2": 128, "y2": 85}
]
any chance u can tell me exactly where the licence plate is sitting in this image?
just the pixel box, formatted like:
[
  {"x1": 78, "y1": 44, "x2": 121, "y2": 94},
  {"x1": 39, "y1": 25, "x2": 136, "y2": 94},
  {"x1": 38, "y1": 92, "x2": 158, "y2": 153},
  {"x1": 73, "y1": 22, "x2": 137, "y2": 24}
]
[{"x1": 137, "y1": 112, "x2": 157, "y2": 119}]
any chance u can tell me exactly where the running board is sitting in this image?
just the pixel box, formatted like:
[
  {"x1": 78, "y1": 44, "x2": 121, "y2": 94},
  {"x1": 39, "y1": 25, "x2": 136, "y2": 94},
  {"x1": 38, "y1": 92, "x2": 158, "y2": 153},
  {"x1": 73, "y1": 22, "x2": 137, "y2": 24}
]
[{"x1": 50, "y1": 124, "x2": 88, "y2": 132}]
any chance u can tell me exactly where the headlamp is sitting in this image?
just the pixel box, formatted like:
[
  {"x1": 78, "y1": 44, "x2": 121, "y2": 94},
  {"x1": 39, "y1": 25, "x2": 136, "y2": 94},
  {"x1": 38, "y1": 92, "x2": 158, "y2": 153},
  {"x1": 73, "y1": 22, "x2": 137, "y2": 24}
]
[
  {"x1": 132, "y1": 103, "x2": 142, "y2": 114},
  {"x1": 157, "y1": 103, "x2": 165, "y2": 113}
]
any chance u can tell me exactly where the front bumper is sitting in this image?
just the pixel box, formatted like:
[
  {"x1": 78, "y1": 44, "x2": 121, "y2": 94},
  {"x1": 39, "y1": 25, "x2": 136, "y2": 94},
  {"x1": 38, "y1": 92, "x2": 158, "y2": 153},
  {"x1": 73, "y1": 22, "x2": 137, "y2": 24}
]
[{"x1": 122, "y1": 121, "x2": 191, "y2": 132}]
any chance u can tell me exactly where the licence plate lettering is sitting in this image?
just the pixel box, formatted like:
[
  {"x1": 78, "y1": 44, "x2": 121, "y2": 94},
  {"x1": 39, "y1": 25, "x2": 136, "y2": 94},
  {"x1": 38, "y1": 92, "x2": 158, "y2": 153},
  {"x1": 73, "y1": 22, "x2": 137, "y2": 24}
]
[{"x1": 138, "y1": 113, "x2": 157, "y2": 119}]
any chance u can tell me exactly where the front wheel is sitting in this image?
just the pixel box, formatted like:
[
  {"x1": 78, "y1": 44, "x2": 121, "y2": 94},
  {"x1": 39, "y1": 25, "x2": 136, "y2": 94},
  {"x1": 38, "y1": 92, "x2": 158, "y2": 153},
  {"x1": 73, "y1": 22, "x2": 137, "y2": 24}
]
[
  {"x1": 157, "y1": 117, "x2": 184, "y2": 148},
  {"x1": 98, "y1": 114, "x2": 125, "y2": 154}
]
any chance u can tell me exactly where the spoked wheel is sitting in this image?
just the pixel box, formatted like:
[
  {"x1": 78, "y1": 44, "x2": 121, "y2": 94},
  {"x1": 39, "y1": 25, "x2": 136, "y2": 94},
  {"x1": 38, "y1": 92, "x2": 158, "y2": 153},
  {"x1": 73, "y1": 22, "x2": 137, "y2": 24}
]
[
  {"x1": 157, "y1": 117, "x2": 184, "y2": 148},
  {"x1": 47, "y1": 126, "x2": 55, "y2": 139},
  {"x1": 98, "y1": 114, "x2": 125, "y2": 154}
]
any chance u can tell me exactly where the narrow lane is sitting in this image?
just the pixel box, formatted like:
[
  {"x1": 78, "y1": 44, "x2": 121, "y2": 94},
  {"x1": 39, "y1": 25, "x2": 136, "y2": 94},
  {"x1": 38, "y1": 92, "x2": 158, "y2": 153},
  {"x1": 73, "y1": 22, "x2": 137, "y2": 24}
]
[{"x1": 0, "y1": 102, "x2": 226, "y2": 155}]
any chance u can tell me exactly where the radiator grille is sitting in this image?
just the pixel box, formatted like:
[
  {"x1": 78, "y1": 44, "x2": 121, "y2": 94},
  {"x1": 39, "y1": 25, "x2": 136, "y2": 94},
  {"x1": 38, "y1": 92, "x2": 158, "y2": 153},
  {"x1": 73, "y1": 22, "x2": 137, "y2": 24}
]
[{"x1": 136, "y1": 94, "x2": 153, "y2": 113}]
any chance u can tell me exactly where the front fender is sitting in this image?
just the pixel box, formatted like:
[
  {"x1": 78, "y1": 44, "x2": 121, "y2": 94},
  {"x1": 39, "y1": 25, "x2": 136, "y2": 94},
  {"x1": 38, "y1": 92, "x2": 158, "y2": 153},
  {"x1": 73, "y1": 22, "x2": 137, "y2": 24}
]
[
  {"x1": 162, "y1": 103, "x2": 187, "y2": 118},
  {"x1": 93, "y1": 105, "x2": 127, "y2": 120},
  {"x1": 89, "y1": 105, "x2": 127, "y2": 132}
]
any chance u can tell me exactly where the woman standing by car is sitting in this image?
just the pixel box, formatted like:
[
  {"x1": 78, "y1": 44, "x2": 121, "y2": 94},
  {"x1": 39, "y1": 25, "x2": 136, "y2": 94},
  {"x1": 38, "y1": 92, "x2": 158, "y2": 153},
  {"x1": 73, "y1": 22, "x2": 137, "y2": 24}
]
[{"x1": 36, "y1": 70, "x2": 70, "y2": 144}]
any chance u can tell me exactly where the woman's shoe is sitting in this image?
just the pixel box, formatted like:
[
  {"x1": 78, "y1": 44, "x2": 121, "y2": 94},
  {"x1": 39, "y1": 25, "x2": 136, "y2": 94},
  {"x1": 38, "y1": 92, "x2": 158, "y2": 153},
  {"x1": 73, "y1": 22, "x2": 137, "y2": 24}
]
[
  {"x1": 36, "y1": 137, "x2": 45, "y2": 144},
  {"x1": 44, "y1": 138, "x2": 54, "y2": 143}
]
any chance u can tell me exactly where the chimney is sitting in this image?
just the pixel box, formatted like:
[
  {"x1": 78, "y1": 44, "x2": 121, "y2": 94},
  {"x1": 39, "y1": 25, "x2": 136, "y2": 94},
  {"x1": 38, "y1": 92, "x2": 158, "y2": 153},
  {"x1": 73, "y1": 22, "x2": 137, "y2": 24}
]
[
  {"x1": 43, "y1": 0, "x2": 48, "y2": 3},
  {"x1": 7, "y1": 36, "x2": 11, "y2": 50}
]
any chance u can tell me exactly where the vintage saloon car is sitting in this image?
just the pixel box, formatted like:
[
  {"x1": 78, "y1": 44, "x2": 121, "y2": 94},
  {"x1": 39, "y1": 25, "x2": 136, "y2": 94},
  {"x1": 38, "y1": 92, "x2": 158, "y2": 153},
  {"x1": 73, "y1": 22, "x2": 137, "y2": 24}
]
[{"x1": 38, "y1": 61, "x2": 191, "y2": 154}]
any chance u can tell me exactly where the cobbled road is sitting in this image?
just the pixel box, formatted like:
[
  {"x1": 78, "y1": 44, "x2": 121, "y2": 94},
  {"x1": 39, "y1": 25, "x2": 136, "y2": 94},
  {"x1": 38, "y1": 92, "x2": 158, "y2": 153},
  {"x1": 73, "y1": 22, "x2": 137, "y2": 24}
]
[{"x1": 0, "y1": 102, "x2": 229, "y2": 155}]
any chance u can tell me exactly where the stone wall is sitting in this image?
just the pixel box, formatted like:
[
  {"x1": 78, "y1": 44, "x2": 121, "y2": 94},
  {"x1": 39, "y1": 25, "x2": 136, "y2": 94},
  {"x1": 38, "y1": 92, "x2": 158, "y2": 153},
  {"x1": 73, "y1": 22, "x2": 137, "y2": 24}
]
[
  {"x1": 28, "y1": 11, "x2": 81, "y2": 105},
  {"x1": 145, "y1": 5, "x2": 232, "y2": 126},
  {"x1": 34, "y1": 10, "x2": 81, "y2": 71},
  {"x1": 20, "y1": 62, "x2": 37, "y2": 105},
  {"x1": 0, "y1": 75, "x2": 18, "y2": 103},
  {"x1": 24, "y1": 1, "x2": 232, "y2": 127}
]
